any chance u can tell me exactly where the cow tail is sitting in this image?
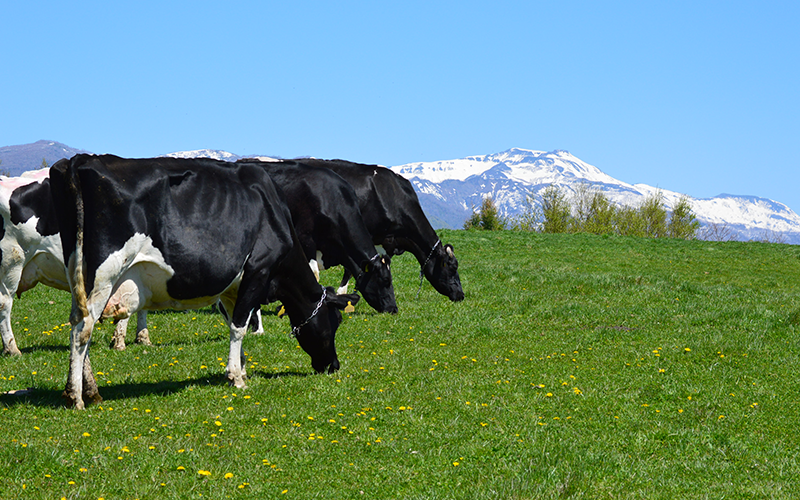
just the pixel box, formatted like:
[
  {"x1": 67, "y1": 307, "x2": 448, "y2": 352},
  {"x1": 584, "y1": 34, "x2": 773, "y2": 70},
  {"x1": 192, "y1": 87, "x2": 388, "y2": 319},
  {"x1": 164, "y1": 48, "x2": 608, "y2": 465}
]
[{"x1": 49, "y1": 158, "x2": 89, "y2": 325}]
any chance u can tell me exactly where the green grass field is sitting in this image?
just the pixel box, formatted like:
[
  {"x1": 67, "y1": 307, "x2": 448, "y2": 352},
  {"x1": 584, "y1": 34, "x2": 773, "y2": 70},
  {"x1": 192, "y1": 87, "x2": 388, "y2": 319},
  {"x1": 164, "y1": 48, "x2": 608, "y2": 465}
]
[{"x1": 2, "y1": 230, "x2": 799, "y2": 499}]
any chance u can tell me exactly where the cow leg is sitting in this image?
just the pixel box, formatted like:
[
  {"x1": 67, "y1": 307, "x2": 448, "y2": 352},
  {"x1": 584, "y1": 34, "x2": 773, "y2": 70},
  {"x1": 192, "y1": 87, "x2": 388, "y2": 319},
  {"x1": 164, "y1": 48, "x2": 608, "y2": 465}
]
[
  {"x1": 309, "y1": 259, "x2": 321, "y2": 282},
  {"x1": 110, "y1": 317, "x2": 129, "y2": 350},
  {"x1": 64, "y1": 316, "x2": 96, "y2": 409},
  {"x1": 337, "y1": 269, "x2": 353, "y2": 295},
  {"x1": 250, "y1": 308, "x2": 264, "y2": 335},
  {"x1": 81, "y1": 352, "x2": 101, "y2": 404},
  {"x1": 226, "y1": 322, "x2": 248, "y2": 388},
  {"x1": 0, "y1": 294, "x2": 22, "y2": 356},
  {"x1": 134, "y1": 310, "x2": 151, "y2": 345},
  {"x1": 218, "y1": 296, "x2": 248, "y2": 388}
]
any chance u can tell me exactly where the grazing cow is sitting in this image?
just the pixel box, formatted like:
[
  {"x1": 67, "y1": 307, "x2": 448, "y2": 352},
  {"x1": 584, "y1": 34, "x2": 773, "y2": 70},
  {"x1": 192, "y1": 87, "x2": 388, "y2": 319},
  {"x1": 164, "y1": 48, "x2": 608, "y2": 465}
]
[
  {"x1": 115, "y1": 158, "x2": 395, "y2": 350},
  {"x1": 0, "y1": 169, "x2": 148, "y2": 356},
  {"x1": 238, "y1": 159, "x2": 397, "y2": 313},
  {"x1": 298, "y1": 159, "x2": 464, "y2": 301},
  {"x1": 50, "y1": 154, "x2": 358, "y2": 409}
]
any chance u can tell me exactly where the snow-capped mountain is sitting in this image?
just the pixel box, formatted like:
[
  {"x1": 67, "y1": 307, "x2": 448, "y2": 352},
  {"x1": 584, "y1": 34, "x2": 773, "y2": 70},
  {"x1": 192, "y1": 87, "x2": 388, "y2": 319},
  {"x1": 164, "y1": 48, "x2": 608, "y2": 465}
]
[
  {"x1": 392, "y1": 148, "x2": 800, "y2": 244},
  {"x1": 2, "y1": 141, "x2": 798, "y2": 243}
]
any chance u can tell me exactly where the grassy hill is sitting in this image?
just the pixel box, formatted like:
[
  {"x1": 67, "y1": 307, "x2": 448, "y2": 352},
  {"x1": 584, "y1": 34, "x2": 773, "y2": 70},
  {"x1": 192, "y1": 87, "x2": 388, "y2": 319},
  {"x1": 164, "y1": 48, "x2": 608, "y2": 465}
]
[{"x1": 2, "y1": 230, "x2": 799, "y2": 498}]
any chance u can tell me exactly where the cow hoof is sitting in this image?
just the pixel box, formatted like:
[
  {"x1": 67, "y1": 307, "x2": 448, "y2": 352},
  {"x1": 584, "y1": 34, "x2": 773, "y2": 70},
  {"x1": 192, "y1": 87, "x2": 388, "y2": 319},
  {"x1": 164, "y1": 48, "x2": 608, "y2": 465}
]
[
  {"x1": 135, "y1": 328, "x2": 152, "y2": 345},
  {"x1": 110, "y1": 338, "x2": 126, "y2": 351},
  {"x1": 227, "y1": 373, "x2": 248, "y2": 389},
  {"x1": 85, "y1": 391, "x2": 103, "y2": 405},
  {"x1": 62, "y1": 390, "x2": 85, "y2": 410},
  {"x1": 2, "y1": 346, "x2": 22, "y2": 356}
]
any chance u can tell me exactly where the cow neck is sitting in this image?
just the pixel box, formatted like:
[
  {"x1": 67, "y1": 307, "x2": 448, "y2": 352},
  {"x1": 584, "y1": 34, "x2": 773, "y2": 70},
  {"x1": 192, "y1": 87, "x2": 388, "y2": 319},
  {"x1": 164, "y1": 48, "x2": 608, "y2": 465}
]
[
  {"x1": 275, "y1": 249, "x2": 327, "y2": 336},
  {"x1": 416, "y1": 239, "x2": 441, "y2": 299},
  {"x1": 399, "y1": 220, "x2": 441, "y2": 266}
]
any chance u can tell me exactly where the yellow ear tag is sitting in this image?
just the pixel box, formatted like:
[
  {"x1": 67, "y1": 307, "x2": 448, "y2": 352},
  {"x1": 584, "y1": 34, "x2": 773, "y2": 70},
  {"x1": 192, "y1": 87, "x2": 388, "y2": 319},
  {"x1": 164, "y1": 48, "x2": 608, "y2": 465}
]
[
  {"x1": 277, "y1": 305, "x2": 286, "y2": 318},
  {"x1": 344, "y1": 301, "x2": 355, "y2": 313}
]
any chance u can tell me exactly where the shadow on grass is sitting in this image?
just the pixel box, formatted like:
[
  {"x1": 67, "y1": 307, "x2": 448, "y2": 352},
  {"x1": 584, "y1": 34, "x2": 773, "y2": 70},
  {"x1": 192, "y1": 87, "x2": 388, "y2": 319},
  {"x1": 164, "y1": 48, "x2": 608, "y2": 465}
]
[
  {"x1": 0, "y1": 370, "x2": 311, "y2": 409},
  {"x1": 20, "y1": 344, "x2": 68, "y2": 354}
]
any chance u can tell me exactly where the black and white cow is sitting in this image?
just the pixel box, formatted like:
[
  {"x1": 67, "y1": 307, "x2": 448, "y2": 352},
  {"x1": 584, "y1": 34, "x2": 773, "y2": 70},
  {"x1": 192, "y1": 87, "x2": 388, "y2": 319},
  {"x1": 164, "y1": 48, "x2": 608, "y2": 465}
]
[
  {"x1": 0, "y1": 169, "x2": 148, "y2": 356},
  {"x1": 298, "y1": 159, "x2": 464, "y2": 301},
  {"x1": 238, "y1": 159, "x2": 397, "y2": 313},
  {"x1": 0, "y1": 169, "x2": 67, "y2": 355},
  {"x1": 49, "y1": 154, "x2": 358, "y2": 409},
  {"x1": 114, "y1": 158, "x2": 396, "y2": 351}
]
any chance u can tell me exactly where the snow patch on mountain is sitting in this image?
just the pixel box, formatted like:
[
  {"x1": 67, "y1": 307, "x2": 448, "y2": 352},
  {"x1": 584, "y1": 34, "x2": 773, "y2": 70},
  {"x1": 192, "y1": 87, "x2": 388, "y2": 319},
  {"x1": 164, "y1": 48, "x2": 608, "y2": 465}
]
[
  {"x1": 161, "y1": 150, "x2": 281, "y2": 163},
  {"x1": 161, "y1": 149, "x2": 242, "y2": 162}
]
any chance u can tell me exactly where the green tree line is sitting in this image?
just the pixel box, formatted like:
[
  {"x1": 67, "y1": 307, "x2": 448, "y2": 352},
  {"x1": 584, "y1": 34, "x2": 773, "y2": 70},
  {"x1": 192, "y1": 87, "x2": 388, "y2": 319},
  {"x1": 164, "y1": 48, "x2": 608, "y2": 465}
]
[{"x1": 464, "y1": 183, "x2": 700, "y2": 240}]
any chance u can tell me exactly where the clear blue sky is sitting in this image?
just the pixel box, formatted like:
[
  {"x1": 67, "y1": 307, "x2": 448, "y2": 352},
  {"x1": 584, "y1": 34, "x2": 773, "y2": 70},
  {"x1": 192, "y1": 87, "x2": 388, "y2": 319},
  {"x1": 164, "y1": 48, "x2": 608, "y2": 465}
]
[{"x1": 2, "y1": 1, "x2": 799, "y2": 211}]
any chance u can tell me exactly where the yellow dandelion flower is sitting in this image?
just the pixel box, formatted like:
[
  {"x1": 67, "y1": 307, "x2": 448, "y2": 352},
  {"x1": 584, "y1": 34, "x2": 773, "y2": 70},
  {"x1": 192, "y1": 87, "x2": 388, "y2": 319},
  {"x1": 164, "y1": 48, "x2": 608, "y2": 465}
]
[{"x1": 198, "y1": 470, "x2": 211, "y2": 476}]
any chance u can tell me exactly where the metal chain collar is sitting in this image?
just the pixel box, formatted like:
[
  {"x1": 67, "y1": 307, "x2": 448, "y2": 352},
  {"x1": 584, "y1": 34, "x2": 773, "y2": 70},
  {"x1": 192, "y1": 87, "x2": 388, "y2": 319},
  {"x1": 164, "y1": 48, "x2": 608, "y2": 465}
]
[
  {"x1": 290, "y1": 286, "x2": 327, "y2": 337},
  {"x1": 416, "y1": 239, "x2": 441, "y2": 299}
]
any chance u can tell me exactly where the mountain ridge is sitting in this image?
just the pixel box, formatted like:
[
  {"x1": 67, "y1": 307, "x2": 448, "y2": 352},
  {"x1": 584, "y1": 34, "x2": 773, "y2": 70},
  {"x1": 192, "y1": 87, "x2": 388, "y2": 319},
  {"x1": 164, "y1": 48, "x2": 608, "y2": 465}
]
[
  {"x1": 2, "y1": 141, "x2": 797, "y2": 243},
  {"x1": 391, "y1": 148, "x2": 800, "y2": 244},
  {"x1": 0, "y1": 140, "x2": 90, "y2": 176}
]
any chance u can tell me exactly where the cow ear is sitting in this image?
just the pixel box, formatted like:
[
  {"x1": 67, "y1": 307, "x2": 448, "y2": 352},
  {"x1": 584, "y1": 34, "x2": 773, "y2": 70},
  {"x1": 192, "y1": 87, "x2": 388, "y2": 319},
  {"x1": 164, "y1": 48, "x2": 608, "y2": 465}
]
[
  {"x1": 445, "y1": 244, "x2": 455, "y2": 258},
  {"x1": 324, "y1": 288, "x2": 360, "y2": 310},
  {"x1": 383, "y1": 236, "x2": 399, "y2": 255}
]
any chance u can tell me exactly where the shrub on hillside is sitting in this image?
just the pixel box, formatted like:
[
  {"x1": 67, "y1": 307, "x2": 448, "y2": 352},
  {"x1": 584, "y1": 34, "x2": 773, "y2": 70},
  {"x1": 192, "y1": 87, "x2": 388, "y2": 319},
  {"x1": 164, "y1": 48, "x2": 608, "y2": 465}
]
[
  {"x1": 464, "y1": 196, "x2": 506, "y2": 230},
  {"x1": 668, "y1": 195, "x2": 701, "y2": 239},
  {"x1": 571, "y1": 182, "x2": 616, "y2": 235},
  {"x1": 540, "y1": 185, "x2": 572, "y2": 233},
  {"x1": 501, "y1": 184, "x2": 700, "y2": 241}
]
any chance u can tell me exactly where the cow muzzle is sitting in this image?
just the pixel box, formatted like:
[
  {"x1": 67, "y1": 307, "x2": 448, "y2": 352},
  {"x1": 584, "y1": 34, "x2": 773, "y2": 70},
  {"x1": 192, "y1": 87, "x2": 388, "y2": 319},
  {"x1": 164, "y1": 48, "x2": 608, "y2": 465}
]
[{"x1": 313, "y1": 356, "x2": 340, "y2": 374}]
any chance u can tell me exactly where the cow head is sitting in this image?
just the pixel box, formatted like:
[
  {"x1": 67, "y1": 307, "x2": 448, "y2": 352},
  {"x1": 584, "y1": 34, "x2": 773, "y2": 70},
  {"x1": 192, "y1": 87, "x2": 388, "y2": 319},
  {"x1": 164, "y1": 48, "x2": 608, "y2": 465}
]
[
  {"x1": 295, "y1": 287, "x2": 360, "y2": 374},
  {"x1": 423, "y1": 243, "x2": 465, "y2": 301},
  {"x1": 355, "y1": 255, "x2": 398, "y2": 314}
]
